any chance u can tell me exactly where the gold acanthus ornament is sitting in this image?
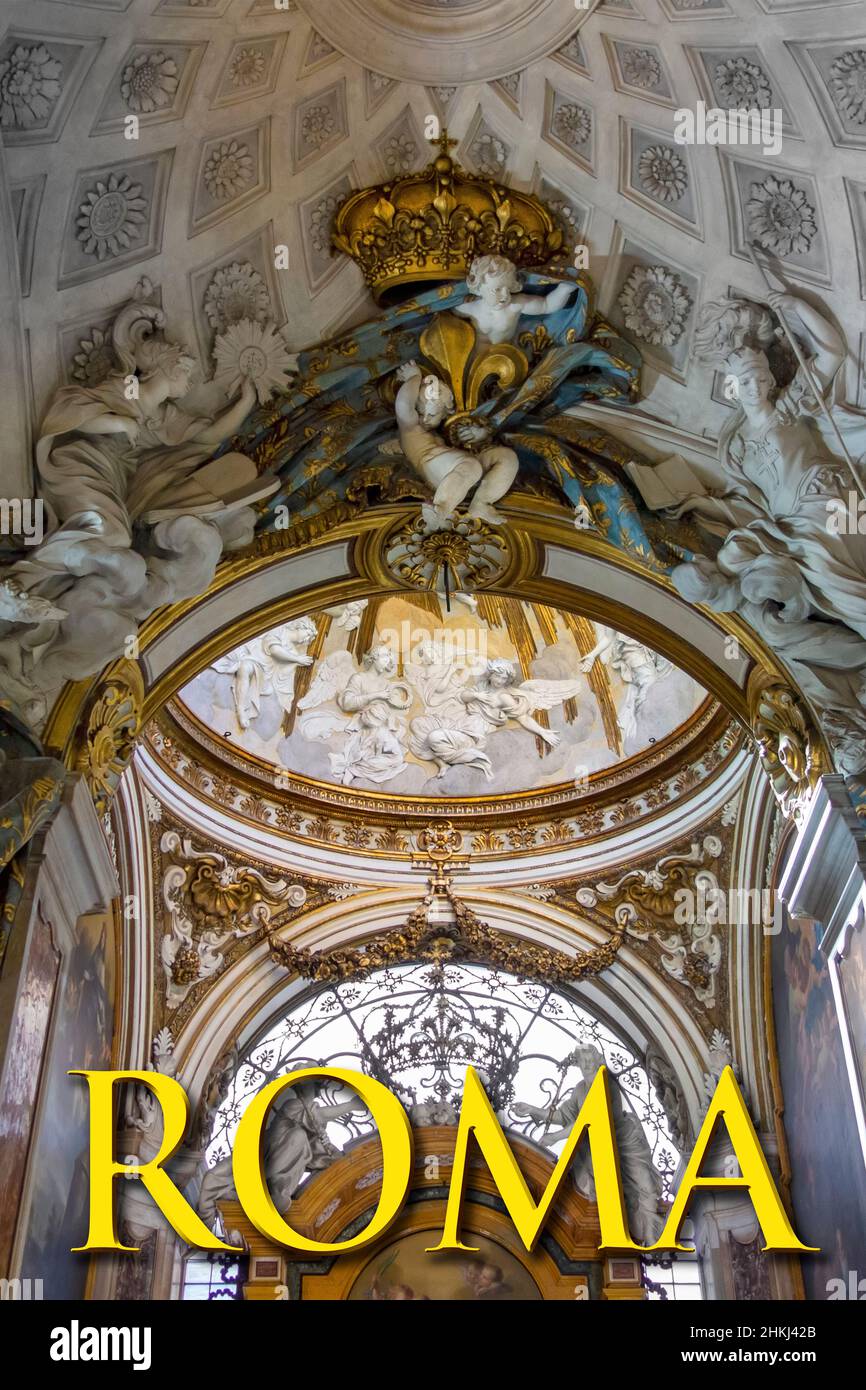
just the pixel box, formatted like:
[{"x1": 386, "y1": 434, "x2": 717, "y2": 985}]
[
  {"x1": 747, "y1": 672, "x2": 830, "y2": 823},
  {"x1": 332, "y1": 130, "x2": 565, "y2": 302},
  {"x1": 72, "y1": 659, "x2": 144, "y2": 813}
]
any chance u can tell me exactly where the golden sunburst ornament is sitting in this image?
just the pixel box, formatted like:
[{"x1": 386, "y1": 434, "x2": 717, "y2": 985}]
[{"x1": 213, "y1": 317, "x2": 298, "y2": 404}]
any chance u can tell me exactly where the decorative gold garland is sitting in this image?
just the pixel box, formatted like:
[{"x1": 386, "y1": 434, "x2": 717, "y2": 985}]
[{"x1": 269, "y1": 881, "x2": 624, "y2": 987}]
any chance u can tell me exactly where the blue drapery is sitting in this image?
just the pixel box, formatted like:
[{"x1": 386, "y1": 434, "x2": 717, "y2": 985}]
[{"x1": 234, "y1": 275, "x2": 681, "y2": 574}]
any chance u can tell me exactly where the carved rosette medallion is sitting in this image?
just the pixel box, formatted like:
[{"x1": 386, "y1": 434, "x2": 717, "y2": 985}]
[{"x1": 384, "y1": 512, "x2": 509, "y2": 593}]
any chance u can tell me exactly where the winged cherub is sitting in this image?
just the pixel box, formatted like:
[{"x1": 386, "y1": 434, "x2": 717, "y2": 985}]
[
  {"x1": 394, "y1": 361, "x2": 518, "y2": 528},
  {"x1": 455, "y1": 254, "x2": 577, "y2": 345},
  {"x1": 409, "y1": 657, "x2": 584, "y2": 780}
]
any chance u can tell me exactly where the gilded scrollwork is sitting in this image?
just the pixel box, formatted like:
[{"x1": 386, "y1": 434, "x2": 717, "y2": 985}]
[
  {"x1": 574, "y1": 833, "x2": 729, "y2": 1009},
  {"x1": 269, "y1": 878, "x2": 623, "y2": 989},
  {"x1": 748, "y1": 671, "x2": 830, "y2": 823},
  {"x1": 72, "y1": 659, "x2": 145, "y2": 813},
  {"x1": 157, "y1": 827, "x2": 306, "y2": 1009}
]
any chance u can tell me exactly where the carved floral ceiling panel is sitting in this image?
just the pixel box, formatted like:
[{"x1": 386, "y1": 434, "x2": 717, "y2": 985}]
[{"x1": 175, "y1": 594, "x2": 707, "y2": 802}]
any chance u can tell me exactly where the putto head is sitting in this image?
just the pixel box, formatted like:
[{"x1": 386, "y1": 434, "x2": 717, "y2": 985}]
[
  {"x1": 466, "y1": 255, "x2": 523, "y2": 308},
  {"x1": 363, "y1": 644, "x2": 396, "y2": 675},
  {"x1": 417, "y1": 373, "x2": 455, "y2": 427}
]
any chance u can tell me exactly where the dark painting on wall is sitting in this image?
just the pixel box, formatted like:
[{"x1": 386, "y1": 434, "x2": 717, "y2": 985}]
[
  {"x1": 836, "y1": 907, "x2": 866, "y2": 1137},
  {"x1": 18, "y1": 909, "x2": 115, "y2": 1300},
  {"x1": 772, "y1": 910, "x2": 866, "y2": 1300}
]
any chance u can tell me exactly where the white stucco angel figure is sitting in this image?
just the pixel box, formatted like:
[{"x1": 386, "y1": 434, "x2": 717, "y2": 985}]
[
  {"x1": 0, "y1": 280, "x2": 279, "y2": 711},
  {"x1": 455, "y1": 254, "x2": 577, "y2": 345},
  {"x1": 580, "y1": 625, "x2": 672, "y2": 741},
  {"x1": 198, "y1": 1080, "x2": 367, "y2": 1230},
  {"x1": 324, "y1": 599, "x2": 369, "y2": 632},
  {"x1": 512, "y1": 1042, "x2": 663, "y2": 1246},
  {"x1": 406, "y1": 635, "x2": 491, "y2": 779},
  {"x1": 298, "y1": 644, "x2": 412, "y2": 786},
  {"x1": 214, "y1": 616, "x2": 318, "y2": 729},
  {"x1": 405, "y1": 633, "x2": 478, "y2": 711},
  {"x1": 394, "y1": 361, "x2": 518, "y2": 528},
  {"x1": 410, "y1": 656, "x2": 583, "y2": 780},
  {"x1": 459, "y1": 658, "x2": 583, "y2": 750},
  {"x1": 632, "y1": 289, "x2": 866, "y2": 773}
]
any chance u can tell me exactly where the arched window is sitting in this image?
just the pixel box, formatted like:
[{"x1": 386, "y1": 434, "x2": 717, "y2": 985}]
[{"x1": 187, "y1": 960, "x2": 701, "y2": 1299}]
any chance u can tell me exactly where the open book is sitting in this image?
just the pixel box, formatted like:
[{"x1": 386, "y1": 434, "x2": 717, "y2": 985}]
[{"x1": 624, "y1": 453, "x2": 710, "y2": 511}]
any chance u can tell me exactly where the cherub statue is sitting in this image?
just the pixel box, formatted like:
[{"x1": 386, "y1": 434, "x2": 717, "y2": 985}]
[
  {"x1": 394, "y1": 360, "x2": 518, "y2": 528},
  {"x1": 455, "y1": 254, "x2": 577, "y2": 345},
  {"x1": 511, "y1": 1042, "x2": 663, "y2": 1246},
  {"x1": 298, "y1": 644, "x2": 412, "y2": 786},
  {"x1": 214, "y1": 616, "x2": 318, "y2": 729},
  {"x1": 580, "y1": 625, "x2": 673, "y2": 741}
]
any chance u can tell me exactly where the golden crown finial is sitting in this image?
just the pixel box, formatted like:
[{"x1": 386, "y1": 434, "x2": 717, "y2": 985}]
[
  {"x1": 431, "y1": 127, "x2": 458, "y2": 159},
  {"x1": 332, "y1": 130, "x2": 565, "y2": 303}
]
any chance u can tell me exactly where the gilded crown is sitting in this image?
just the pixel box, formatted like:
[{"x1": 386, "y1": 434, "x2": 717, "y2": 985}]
[{"x1": 332, "y1": 131, "x2": 565, "y2": 303}]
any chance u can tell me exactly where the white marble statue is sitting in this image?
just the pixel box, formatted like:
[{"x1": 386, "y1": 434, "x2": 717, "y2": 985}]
[
  {"x1": 455, "y1": 254, "x2": 576, "y2": 345},
  {"x1": 512, "y1": 1042, "x2": 663, "y2": 1246},
  {"x1": 630, "y1": 290, "x2": 866, "y2": 775},
  {"x1": 581, "y1": 625, "x2": 672, "y2": 742},
  {"x1": 198, "y1": 1080, "x2": 366, "y2": 1230},
  {"x1": 214, "y1": 616, "x2": 318, "y2": 729},
  {"x1": 0, "y1": 280, "x2": 280, "y2": 721},
  {"x1": 298, "y1": 644, "x2": 412, "y2": 786},
  {"x1": 394, "y1": 360, "x2": 518, "y2": 528},
  {"x1": 409, "y1": 656, "x2": 583, "y2": 780}
]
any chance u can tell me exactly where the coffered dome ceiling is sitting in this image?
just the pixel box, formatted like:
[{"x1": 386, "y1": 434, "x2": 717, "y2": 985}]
[{"x1": 4, "y1": 0, "x2": 865, "y2": 495}]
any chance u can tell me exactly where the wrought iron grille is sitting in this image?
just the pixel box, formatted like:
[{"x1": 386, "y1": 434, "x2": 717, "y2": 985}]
[{"x1": 206, "y1": 961, "x2": 681, "y2": 1198}]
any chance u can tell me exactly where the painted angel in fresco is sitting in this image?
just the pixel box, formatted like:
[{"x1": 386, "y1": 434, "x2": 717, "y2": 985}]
[
  {"x1": 214, "y1": 616, "x2": 318, "y2": 730},
  {"x1": 512, "y1": 1042, "x2": 663, "y2": 1246},
  {"x1": 198, "y1": 1079, "x2": 366, "y2": 1230},
  {"x1": 394, "y1": 360, "x2": 518, "y2": 528},
  {"x1": 580, "y1": 624, "x2": 673, "y2": 742},
  {"x1": 631, "y1": 289, "x2": 866, "y2": 774},
  {"x1": 298, "y1": 644, "x2": 412, "y2": 786},
  {"x1": 455, "y1": 254, "x2": 577, "y2": 345}
]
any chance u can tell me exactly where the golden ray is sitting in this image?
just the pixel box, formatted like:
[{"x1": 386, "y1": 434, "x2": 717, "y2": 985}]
[
  {"x1": 562, "y1": 612, "x2": 623, "y2": 757},
  {"x1": 283, "y1": 612, "x2": 332, "y2": 737}
]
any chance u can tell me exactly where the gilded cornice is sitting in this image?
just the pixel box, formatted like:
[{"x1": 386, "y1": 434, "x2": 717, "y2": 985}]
[{"x1": 142, "y1": 698, "x2": 742, "y2": 861}]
